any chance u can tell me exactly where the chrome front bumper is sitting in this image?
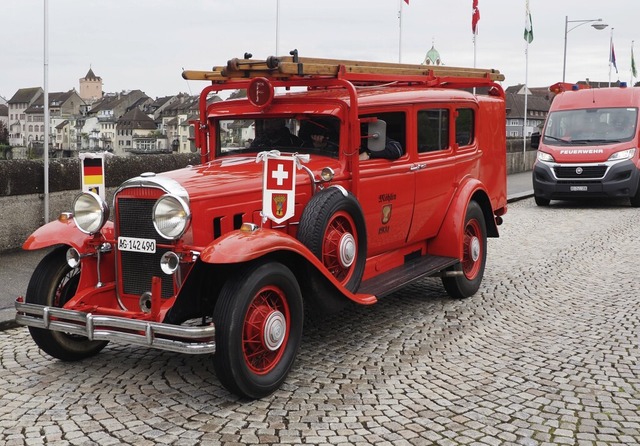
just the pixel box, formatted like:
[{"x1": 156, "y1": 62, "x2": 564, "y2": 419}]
[{"x1": 15, "y1": 299, "x2": 216, "y2": 355}]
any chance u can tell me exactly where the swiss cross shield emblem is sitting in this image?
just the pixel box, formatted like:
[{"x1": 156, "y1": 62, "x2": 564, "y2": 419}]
[{"x1": 262, "y1": 156, "x2": 296, "y2": 224}]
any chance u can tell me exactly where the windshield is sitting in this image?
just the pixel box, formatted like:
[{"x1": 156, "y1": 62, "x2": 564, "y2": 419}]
[
  {"x1": 543, "y1": 107, "x2": 638, "y2": 145},
  {"x1": 216, "y1": 116, "x2": 341, "y2": 157}
]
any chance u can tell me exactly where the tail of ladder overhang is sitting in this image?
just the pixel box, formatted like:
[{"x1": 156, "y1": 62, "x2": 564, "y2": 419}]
[{"x1": 182, "y1": 52, "x2": 505, "y2": 88}]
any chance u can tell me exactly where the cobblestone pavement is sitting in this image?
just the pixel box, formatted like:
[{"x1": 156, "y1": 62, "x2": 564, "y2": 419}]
[{"x1": 1, "y1": 198, "x2": 639, "y2": 445}]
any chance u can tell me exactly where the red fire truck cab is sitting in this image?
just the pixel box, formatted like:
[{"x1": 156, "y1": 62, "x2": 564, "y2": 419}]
[{"x1": 16, "y1": 52, "x2": 507, "y2": 398}]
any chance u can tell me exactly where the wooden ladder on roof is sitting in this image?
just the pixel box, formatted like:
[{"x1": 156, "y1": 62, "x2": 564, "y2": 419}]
[{"x1": 182, "y1": 50, "x2": 505, "y2": 85}]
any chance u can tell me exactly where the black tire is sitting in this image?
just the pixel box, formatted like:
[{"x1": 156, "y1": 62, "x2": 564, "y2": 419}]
[
  {"x1": 297, "y1": 187, "x2": 367, "y2": 292},
  {"x1": 535, "y1": 195, "x2": 550, "y2": 206},
  {"x1": 441, "y1": 201, "x2": 487, "y2": 299},
  {"x1": 212, "y1": 262, "x2": 303, "y2": 399},
  {"x1": 630, "y1": 179, "x2": 640, "y2": 207},
  {"x1": 25, "y1": 247, "x2": 109, "y2": 361}
]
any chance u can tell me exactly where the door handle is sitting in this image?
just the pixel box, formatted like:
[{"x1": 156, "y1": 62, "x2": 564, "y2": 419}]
[{"x1": 410, "y1": 163, "x2": 427, "y2": 171}]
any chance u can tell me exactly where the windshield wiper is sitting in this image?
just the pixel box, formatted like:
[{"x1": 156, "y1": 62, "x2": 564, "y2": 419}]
[{"x1": 570, "y1": 139, "x2": 610, "y2": 144}]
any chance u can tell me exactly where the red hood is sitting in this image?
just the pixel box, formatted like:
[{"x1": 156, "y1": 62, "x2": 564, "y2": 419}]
[
  {"x1": 540, "y1": 142, "x2": 631, "y2": 163},
  {"x1": 156, "y1": 155, "x2": 346, "y2": 201}
]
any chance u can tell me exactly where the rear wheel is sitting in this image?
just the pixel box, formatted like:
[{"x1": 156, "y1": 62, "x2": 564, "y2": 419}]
[
  {"x1": 25, "y1": 247, "x2": 109, "y2": 360},
  {"x1": 212, "y1": 262, "x2": 303, "y2": 399},
  {"x1": 442, "y1": 201, "x2": 487, "y2": 299}
]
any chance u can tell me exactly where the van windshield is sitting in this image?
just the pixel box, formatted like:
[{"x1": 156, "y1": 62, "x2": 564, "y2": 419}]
[
  {"x1": 543, "y1": 107, "x2": 638, "y2": 145},
  {"x1": 216, "y1": 116, "x2": 340, "y2": 157}
]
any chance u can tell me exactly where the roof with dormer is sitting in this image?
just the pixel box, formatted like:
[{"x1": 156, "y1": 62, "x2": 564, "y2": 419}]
[
  {"x1": 117, "y1": 107, "x2": 156, "y2": 130},
  {"x1": 8, "y1": 87, "x2": 43, "y2": 105}
]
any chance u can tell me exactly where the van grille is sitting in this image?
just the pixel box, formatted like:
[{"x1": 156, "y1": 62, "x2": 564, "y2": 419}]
[{"x1": 554, "y1": 165, "x2": 607, "y2": 179}]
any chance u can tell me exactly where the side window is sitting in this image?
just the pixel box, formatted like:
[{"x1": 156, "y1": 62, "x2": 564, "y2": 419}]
[
  {"x1": 418, "y1": 109, "x2": 449, "y2": 153},
  {"x1": 455, "y1": 108, "x2": 475, "y2": 146},
  {"x1": 361, "y1": 111, "x2": 406, "y2": 149}
]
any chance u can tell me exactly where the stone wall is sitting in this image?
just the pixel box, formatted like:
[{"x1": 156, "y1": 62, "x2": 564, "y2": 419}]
[
  {"x1": 0, "y1": 153, "x2": 199, "y2": 252},
  {"x1": 0, "y1": 148, "x2": 535, "y2": 251}
]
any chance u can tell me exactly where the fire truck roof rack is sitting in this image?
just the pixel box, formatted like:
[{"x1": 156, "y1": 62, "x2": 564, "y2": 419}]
[{"x1": 182, "y1": 50, "x2": 505, "y2": 88}]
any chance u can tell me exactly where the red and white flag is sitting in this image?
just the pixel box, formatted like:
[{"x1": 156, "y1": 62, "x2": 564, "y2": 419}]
[
  {"x1": 262, "y1": 156, "x2": 296, "y2": 224},
  {"x1": 472, "y1": 0, "x2": 480, "y2": 35}
]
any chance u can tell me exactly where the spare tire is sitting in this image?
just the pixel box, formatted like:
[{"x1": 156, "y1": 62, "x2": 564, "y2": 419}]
[{"x1": 297, "y1": 187, "x2": 367, "y2": 292}]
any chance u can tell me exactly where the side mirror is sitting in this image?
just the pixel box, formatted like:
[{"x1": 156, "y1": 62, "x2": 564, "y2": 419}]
[
  {"x1": 366, "y1": 120, "x2": 387, "y2": 152},
  {"x1": 530, "y1": 132, "x2": 540, "y2": 150}
]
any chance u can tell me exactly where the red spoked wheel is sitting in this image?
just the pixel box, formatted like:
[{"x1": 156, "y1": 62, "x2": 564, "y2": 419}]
[
  {"x1": 298, "y1": 187, "x2": 367, "y2": 292},
  {"x1": 442, "y1": 201, "x2": 487, "y2": 299},
  {"x1": 461, "y1": 218, "x2": 484, "y2": 281},
  {"x1": 321, "y1": 210, "x2": 358, "y2": 284},
  {"x1": 213, "y1": 262, "x2": 303, "y2": 399},
  {"x1": 242, "y1": 285, "x2": 290, "y2": 375}
]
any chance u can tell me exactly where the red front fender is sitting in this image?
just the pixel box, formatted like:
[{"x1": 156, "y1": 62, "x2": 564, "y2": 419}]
[
  {"x1": 23, "y1": 218, "x2": 115, "y2": 252},
  {"x1": 200, "y1": 228, "x2": 376, "y2": 305}
]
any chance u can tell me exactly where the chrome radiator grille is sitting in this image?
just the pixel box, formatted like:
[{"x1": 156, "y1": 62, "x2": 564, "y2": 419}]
[{"x1": 117, "y1": 197, "x2": 174, "y2": 298}]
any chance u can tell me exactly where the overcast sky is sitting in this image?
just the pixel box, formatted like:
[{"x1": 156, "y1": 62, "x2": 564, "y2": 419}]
[{"x1": 1, "y1": 0, "x2": 638, "y2": 101}]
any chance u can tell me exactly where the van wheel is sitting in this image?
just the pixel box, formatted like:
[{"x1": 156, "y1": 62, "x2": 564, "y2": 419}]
[
  {"x1": 297, "y1": 187, "x2": 367, "y2": 292},
  {"x1": 535, "y1": 195, "x2": 550, "y2": 206},
  {"x1": 630, "y1": 180, "x2": 640, "y2": 207},
  {"x1": 212, "y1": 262, "x2": 303, "y2": 399},
  {"x1": 25, "y1": 247, "x2": 109, "y2": 361},
  {"x1": 442, "y1": 201, "x2": 487, "y2": 299}
]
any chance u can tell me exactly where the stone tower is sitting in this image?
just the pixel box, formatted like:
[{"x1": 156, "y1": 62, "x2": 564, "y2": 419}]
[{"x1": 79, "y1": 68, "x2": 103, "y2": 103}]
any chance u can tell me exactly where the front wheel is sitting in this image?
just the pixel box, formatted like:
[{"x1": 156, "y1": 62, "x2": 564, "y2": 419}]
[
  {"x1": 25, "y1": 247, "x2": 109, "y2": 360},
  {"x1": 535, "y1": 195, "x2": 550, "y2": 206},
  {"x1": 441, "y1": 201, "x2": 487, "y2": 299},
  {"x1": 212, "y1": 262, "x2": 304, "y2": 399},
  {"x1": 630, "y1": 179, "x2": 640, "y2": 207}
]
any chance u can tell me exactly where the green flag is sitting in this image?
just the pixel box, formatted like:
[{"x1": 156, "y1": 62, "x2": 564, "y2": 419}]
[
  {"x1": 632, "y1": 46, "x2": 637, "y2": 78},
  {"x1": 524, "y1": 0, "x2": 533, "y2": 43}
]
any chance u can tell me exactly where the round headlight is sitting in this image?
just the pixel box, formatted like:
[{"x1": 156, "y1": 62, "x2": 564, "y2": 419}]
[
  {"x1": 153, "y1": 194, "x2": 190, "y2": 240},
  {"x1": 73, "y1": 192, "x2": 109, "y2": 234}
]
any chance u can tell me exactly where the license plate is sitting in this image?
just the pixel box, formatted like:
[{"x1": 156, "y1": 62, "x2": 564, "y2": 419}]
[
  {"x1": 570, "y1": 186, "x2": 588, "y2": 192},
  {"x1": 118, "y1": 236, "x2": 156, "y2": 253}
]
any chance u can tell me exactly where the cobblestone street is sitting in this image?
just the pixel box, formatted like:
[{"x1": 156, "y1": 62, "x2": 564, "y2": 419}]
[{"x1": 1, "y1": 198, "x2": 639, "y2": 445}]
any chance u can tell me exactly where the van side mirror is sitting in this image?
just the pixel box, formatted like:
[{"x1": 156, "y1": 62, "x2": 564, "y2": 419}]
[{"x1": 530, "y1": 132, "x2": 540, "y2": 149}]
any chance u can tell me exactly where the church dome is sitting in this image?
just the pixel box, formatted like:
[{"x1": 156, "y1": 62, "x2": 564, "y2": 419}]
[{"x1": 422, "y1": 45, "x2": 442, "y2": 66}]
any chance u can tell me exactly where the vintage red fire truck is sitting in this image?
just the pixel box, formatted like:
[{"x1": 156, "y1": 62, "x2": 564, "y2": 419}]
[{"x1": 16, "y1": 52, "x2": 507, "y2": 398}]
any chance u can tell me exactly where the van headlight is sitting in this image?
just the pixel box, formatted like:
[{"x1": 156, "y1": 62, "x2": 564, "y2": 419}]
[
  {"x1": 607, "y1": 148, "x2": 636, "y2": 162},
  {"x1": 73, "y1": 192, "x2": 109, "y2": 234},
  {"x1": 153, "y1": 194, "x2": 190, "y2": 240},
  {"x1": 537, "y1": 151, "x2": 555, "y2": 163}
]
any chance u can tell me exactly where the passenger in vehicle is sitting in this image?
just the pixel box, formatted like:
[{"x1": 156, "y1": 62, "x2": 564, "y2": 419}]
[
  {"x1": 359, "y1": 126, "x2": 403, "y2": 160},
  {"x1": 251, "y1": 119, "x2": 303, "y2": 148},
  {"x1": 608, "y1": 113, "x2": 636, "y2": 139}
]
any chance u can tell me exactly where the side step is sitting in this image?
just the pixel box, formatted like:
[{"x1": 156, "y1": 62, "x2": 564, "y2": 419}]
[{"x1": 358, "y1": 255, "x2": 459, "y2": 299}]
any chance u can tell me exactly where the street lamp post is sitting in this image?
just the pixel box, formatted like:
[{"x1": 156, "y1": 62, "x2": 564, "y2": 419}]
[{"x1": 562, "y1": 16, "x2": 608, "y2": 83}]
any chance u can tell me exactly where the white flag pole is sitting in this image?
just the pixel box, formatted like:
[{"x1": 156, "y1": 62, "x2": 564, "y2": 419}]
[
  {"x1": 44, "y1": 0, "x2": 50, "y2": 223},
  {"x1": 275, "y1": 0, "x2": 280, "y2": 56},
  {"x1": 398, "y1": 0, "x2": 403, "y2": 63}
]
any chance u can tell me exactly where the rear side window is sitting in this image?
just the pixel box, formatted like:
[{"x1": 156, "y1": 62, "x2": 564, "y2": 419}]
[
  {"x1": 418, "y1": 109, "x2": 449, "y2": 152},
  {"x1": 456, "y1": 108, "x2": 475, "y2": 146}
]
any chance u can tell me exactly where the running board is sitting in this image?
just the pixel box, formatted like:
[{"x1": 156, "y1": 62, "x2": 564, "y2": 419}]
[{"x1": 358, "y1": 255, "x2": 459, "y2": 299}]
